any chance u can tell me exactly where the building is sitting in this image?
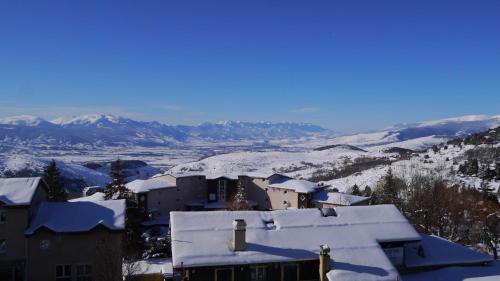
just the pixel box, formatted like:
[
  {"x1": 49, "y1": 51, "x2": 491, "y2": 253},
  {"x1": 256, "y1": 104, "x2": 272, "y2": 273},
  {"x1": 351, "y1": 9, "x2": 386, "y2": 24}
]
[
  {"x1": 25, "y1": 199, "x2": 126, "y2": 281},
  {"x1": 312, "y1": 190, "x2": 370, "y2": 207},
  {"x1": 170, "y1": 205, "x2": 495, "y2": 281},
  {"x1": 0, "y1": 177, "x2": 48, "y2": 281},
  {"x1": 128, "y1": 172, "x2": 370, "y2": 216}
]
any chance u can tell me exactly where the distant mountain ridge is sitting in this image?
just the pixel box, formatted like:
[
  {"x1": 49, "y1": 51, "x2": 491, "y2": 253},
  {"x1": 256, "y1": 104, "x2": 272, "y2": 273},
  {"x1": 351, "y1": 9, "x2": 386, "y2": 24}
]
[
  {"x1": 1, "y1": 114, "x2": 500, "y2": 152},
  {"x1": 0, "y1": 114, "x2": 335, "y2": 149}
]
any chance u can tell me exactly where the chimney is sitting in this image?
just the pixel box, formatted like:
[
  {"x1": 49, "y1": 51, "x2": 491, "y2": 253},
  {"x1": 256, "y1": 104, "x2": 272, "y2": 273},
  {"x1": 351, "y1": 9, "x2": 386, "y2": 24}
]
[
  {"x1": 232, "y1": 219, "x2": 246, "y2": 251},
  {"x1": 319, "y1": 244, "x2": 331, "y2": 281}
]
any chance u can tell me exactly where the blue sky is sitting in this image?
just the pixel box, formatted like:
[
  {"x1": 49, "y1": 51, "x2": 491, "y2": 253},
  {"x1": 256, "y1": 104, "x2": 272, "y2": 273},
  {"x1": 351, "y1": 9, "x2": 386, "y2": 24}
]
[{"x1": 0, "y1": 0, "x2": 499, "y2": 132}]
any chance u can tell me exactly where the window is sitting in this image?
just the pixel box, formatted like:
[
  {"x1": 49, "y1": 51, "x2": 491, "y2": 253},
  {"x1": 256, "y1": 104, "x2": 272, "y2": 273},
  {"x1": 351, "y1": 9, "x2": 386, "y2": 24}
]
[
  {"x1": 218, "y1": 180, "x2": 226, "y2": 201},
  {"x1": 250, "y1": 266, "x2": 266, "y2": 281},
  {"x1": 215, "y1": 268, "x2": 233, "y2": 281},
  {"x1": 0, "y1": 239, "x2": 5, "y2": 254},
  {"x1": 282, "y1": 264, "x2": 298, "y2": 281},
  {"x1": 56, "y1": 265, "x2": 72, "y2": 281},
  {"x1": 0, "y1": 210, "x2": 6, "y2": 223},
  {"x1": 40, "y1": 239, "x2": 50, "y2": 250},
  {"x1": 76, "y1": 264, "x2": 93, "y2": 281}
]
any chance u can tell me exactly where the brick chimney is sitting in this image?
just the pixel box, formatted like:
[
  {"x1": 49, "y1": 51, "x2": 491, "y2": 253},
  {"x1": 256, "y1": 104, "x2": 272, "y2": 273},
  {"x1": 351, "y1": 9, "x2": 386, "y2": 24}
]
[
  {"x1": 319, "y1": 244, "x2": 331, "y2": 281},
  {"x1": 232, "y1": 219, "x2": 247, "y2": 251}
]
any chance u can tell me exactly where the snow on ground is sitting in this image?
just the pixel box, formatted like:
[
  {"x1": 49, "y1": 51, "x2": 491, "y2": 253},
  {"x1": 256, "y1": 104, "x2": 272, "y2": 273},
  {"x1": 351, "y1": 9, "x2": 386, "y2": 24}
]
[
  {"x1": 168, "y1": 146, "x2": 386, "y2": 180},
  {"x1": 322, "y1": 166, "x2": 389, "y2": 193}
]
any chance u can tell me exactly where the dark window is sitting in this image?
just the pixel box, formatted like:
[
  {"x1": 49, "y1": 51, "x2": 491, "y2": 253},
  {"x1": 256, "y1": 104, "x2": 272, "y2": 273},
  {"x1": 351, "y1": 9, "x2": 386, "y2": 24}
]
[
  {"x1": 282, "y1": 264, "x2": 298, "y2": 281},
  {"x1": 215, "y1": 268, "x2": 233, "y2": 281},
  {"x1": 76, "y1": 264, "x2": 93, "y2": 281},
  {"x1": 250, "y1": 266, "x2": 266, "y2": 281},
  {"x1": 56, "y1": 265, "x2": 72, "y2": 281},
  {"x1": 0, "y1": 210, "x2": 6, "y2": 223},
  {"x1": 0, "y1": 239, "x2": 6, "y2": 253},
  {"x1": 300, "y1": 261, "x2": 319, "y2": 280}
]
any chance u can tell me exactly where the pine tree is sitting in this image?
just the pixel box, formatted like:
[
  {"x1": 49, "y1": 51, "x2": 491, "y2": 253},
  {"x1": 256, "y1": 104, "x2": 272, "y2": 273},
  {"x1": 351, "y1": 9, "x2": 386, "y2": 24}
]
[
  {"x1": 230, "y1": 179, "x2": 251, "y2": 210},
  {"x1": 104, "y1": 159, "x2": 130, "y2": 200},
  {"x1": 351, "y1": 184, "x2": 361, "y2": 196},
  {"x1": 379, "y1": 167, "x2": 399, "y2": 205},
  {"x1": 468, "y1": 159, "x2": 479, "y2": 175},
  {"x1": 363, "y1": 186, "x2": 372, "y2": 197},
  {"x1": 43, "y1": 159, "x2": 67, "y2": 201}
]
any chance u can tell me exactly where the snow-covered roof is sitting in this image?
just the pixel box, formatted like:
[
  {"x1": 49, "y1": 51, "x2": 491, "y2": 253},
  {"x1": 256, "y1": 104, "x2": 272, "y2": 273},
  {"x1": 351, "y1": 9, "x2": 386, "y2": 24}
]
[
  {"x1": 167, "y1": 171, "x2": 273, "y2": 180},
  {"x1": 268, "y1": 177, "x2": 321, "y2": 193},
  {"x1": 70, "y1": 192, "x2": 105, "y2": 202},
  {"x1": 312, "y1": 191, "x2": 370, "y2": 206},
  {"x1": 25, "y1": 199, "x2": 126, "y2": 235},
  {"x1": 405, "y1": 234, "x2": 493, "y2": 269},
  {"x1": 124, "y1": 258, "x2": 173, "y2": 278},
  {"x1": 401, "y1": 260, "x2": 500, "y2": 281},
  {"x1": 170, "y1": 205, "x2": 421, "y2": 281},
  {"x1": 126, "y1": 178, "x2": 176, "y2": 193},
  {"x1": 0, "y1": 177, "x2": 43, "y2": 206}
]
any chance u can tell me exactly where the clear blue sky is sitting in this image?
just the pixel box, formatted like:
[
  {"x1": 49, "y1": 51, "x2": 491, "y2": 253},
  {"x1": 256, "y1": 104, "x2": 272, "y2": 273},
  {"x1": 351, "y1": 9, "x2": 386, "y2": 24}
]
[{"x1": 0, "y1": 0, "x2": 499, "y2": 132}]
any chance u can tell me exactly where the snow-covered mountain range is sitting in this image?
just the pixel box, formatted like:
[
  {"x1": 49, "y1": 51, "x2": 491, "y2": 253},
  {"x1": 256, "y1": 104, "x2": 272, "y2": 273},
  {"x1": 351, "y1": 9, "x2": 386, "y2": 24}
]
[
  {"x1": 1, "y1": 114, "x2": 499, "y2": 151},
  {"x1": 0, "y1": 114, "x2": 333, "y2": 149}
]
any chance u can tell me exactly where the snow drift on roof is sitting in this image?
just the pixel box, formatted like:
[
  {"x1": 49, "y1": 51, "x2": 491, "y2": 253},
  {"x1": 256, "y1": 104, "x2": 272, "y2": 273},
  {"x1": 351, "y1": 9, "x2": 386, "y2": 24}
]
[
  {"x1": 268, "y1": 177, "x2": 321, "y2": 193},
  {"x1": 170, "y1": 205, "x2": 420, "y2": 281},
  {"x1": 0, "y1": 177, "x2": 41, "y2": 206},
  {"x1": 124, "y1": 258, "x2": 173, "y2": 278},
  {"x1": 313, "y1": 191, "x2": 370, "y2": 206},
  {"x1": 126, "y1": 178, "x2": 176, "y2": 193},
  {"x1": 25, "y1": 199, "x2": 126, "y2": 235}
]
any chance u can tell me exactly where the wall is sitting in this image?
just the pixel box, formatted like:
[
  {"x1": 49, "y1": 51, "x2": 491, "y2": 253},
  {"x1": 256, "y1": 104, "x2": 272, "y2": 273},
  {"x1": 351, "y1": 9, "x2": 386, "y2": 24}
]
[
  {"x1": 26, "y1": 227, "x2": 123, "y2": 281},
  {"x1": 0, "y1": 207, "x2": 29, "y2": 262},
  {"x1": 179, "y1": 260, "x2": 319, "y2": 281},
  {"x1": 245, "y1": 177, "x2": 300, "y2": 210},
  {"x1": 143, "y1": 176, "x2": 207, "y2": 215}
]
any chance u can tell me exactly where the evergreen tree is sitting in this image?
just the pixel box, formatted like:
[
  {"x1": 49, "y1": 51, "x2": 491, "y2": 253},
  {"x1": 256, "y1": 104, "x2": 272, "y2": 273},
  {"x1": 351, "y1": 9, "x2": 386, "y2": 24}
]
[
  {"x1": 468, "y1": 159, "x2": 479, "y2": 175},
  {"x1": 43, "y1": 159, "x2": 67, "y2": 201},
  {"x1": 104, "y1": 159, "x2": 130, "y2": 200},
  {"x1": 369, "y1": 191, "x2": 379, "y2": 205},
  {"x1": 363, "y1": 186, "x2": 372, "y2": 197},
  {"x1": 229, "y1": 179, "x2": 251, "y2": 210},
  {"x1": 379, "y1": 167, "x2": 399, "y2": 205},
  {"x1": 351, "y1": 184, "x2": 361, "y2": 196}
]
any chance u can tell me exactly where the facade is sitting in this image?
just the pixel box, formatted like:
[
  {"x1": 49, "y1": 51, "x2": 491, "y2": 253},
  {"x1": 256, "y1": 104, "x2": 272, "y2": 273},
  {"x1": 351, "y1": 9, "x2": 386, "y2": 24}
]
[
  {"x1": 170, "y1": 206, "x2": 494, "y2": 281},
  {"x1": 0, "y1": 177, "x2": 48, "y2": 281},
  {"x1": 25, "y1": 199, "x2": 126, "y2": 281}
]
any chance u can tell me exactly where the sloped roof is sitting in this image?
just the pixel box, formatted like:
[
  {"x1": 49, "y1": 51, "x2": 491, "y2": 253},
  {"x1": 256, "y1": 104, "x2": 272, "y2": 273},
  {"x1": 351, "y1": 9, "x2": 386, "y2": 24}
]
[
  {"x1": 0, "y1": 177, "x2": 42, "y2": 206},
  {"x1": 124, "y1": 258, "x2": 173, "y2": 278},
  {"x1": 405, "y1": 234, "x2": 493, "y2": 269},
  {"x1": 268, "y1": 177, "x2": 321, "y2": 193},
  {"x1": 171, "y1": 205, "x2": 421, "y2": 281},
  {"x1": 313, "y1": 191, "x2": 370, "y2": 206},
  {"x1": 25, "y1": 199, "x2": 126, "y2": 235},
  {"x1": 126, "y1": 177, "x2": 176, "y2": 193}
]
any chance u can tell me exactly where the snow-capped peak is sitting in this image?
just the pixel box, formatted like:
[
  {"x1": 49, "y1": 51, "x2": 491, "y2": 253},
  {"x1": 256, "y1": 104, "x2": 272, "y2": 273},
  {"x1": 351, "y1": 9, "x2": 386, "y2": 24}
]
[
  {"x1": 51, "y1": 114, "x2": 126, "y2": 126},
  {"x1": 0, "y1": 115, "x2": 48, "y2": 126}
]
